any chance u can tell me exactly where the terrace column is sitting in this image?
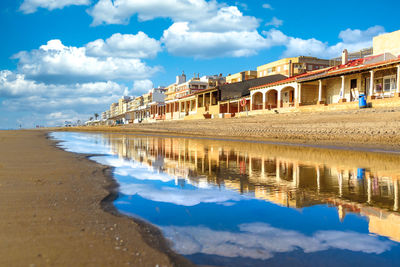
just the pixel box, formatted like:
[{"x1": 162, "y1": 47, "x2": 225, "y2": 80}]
[
  {"x1": 339, "y1": 75, "x2": 346, "y2": 103},
  {"x1": 396, "y1": 65, "x2": 400, "y2": 97},
  {"x1": 278, "y1": 89, "x2": 282, "y2": 108},
  {"x1": 318, "y1": 80, "x2": 323, "y2": 104},
  {"x1": 262, "y1": 92, "x2": 266, "y2": 110},
  {"x1": 369, "y1": 70, "x2": 375, "y2": 100},
  {"x1": 250, "y1": 92, "x2": 253, "y2": 111},
  {"x1": 296, "y1": 84, "x2": 302, "y2": 107}
]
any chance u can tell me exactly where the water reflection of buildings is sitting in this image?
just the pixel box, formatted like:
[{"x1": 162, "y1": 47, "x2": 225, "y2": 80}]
[{"x1": 105, "y1": 134, "x2": 400, "y2": 242}]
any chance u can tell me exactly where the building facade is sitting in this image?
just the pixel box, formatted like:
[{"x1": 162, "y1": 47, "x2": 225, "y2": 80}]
[{"x1": 257, "y1": 56, "x2": 330, "y2": 78}]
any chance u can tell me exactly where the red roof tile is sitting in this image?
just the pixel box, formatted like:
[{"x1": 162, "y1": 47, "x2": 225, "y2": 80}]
[
  {"x1": 250, "y1": 54, "x2": 400, "y2": 90},
  {"x1": 298, "y1": 57, "x2": 400, "y2": 82}
]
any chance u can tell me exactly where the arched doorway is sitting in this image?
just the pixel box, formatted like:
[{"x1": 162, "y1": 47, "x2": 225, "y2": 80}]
[
  {"x1": 280, "y1": 86, "x2": 295, "y2": 108},
  {"x1": 265, "y1": 90, "x2": 278, "y2": 109},
  {"x1": 252, "y1": 92, "x2": 263, "y2": 110}
]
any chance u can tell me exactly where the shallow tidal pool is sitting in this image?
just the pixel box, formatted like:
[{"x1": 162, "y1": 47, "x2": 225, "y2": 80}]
[{"x1": 51, "y1": 131, "x2": 400, "y2": 267}]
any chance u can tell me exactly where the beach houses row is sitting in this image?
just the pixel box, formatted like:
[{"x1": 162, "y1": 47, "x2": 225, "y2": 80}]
[{"x1": 101, "y1": 29, "x2": 400, "y2": 125}]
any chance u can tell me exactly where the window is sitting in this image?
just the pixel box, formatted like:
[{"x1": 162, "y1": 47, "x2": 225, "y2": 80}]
[
  {"x1": 264, "y1": 70, "x2": 267, "y2": 76},
  {"x1": 384, "y1": 78, "x2": 391, "y2": 91},
  {"x1": 383, "y1": 75, "x2": 396, "y2": 92},
  {"x1": 307, "y1": 65, "x2": 313, "y2": 71},
  {"x1": 259, "y1": 72, "x2": 263, "y2": 77},
  {"x1": 375, "y1": 78, "x2": 383, "y2": 92},
  {"x1": 267, "y1": 68, "x2": 273, "y2": 73},
  {"x1": 277, "y1": 66, "x2": 281, "y2": 72},
  {"x1": 284, "y1": 65, "x2": 288, "y2": 70}
]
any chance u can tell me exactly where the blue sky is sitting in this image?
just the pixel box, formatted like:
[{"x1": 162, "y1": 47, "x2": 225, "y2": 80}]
[{"x1": 0, "y1": 0, "x2": 399, "y2": 128}]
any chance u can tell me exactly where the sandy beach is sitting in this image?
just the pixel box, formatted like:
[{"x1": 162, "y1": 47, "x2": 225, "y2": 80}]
[
  {"x1": 67, "y1": 107, "x2": 400, "y2": 152},
  {"x1": 0, "y1": 130, "x2": 193, "y2": 266},
  {"x1": 2, "y1": 107, "x2": 400, "y2": 266}
]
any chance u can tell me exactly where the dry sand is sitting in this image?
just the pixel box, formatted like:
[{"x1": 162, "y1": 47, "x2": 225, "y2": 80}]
[
  {"x1": 68, "y1": 107, "x2": 400, "y2": 152},
  {"x1": 0, "y1": 130, "x2": 193, "y2": 267}
]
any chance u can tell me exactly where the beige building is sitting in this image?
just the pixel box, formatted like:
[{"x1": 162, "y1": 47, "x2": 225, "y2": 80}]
[
  {"x1": 118, "y1": 96, "x2": 130, "y2": 115},
  {"x1": 257, "y1": 56, "x2": 330, "y2": 78},
  {"x1": 250, "y1": 29, "x2": 400, "y2": 113},
  {"x1": 164, "y1": 73, "x2": 224, "y2": 121},
  {"x1": 373, "y1": 29, "x2": 400, "y2": 57},
  {"x1": 226, "y1": 71, "x2": 257, "y2": 84}
]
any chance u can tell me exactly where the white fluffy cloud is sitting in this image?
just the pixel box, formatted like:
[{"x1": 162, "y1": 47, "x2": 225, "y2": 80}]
[
  {"x1": 263, "y1": 26, "x2": 386, "y2": 59},
  {"x1": 162, "y1": 22, "x2": 268, "y2": 58},
  {"x1": 189, "y1": 6, "x2": 259, "y2": 33},
  {"x1": 86, "y1": 32, "x2": 161, "y2": 59},
  {"x1": 265, "y1": 17, "x2": 283, "y2": 28},
  {"x1": 133, "y1": 79, "x2": 153, "y2": 94},
  {"x1": 13, "y1": 39, "x2": 160, "y2": 84},
  {"x1": 0, "y1": 31, "x2": 163, "y2": 127},
  {"x1": 88, "y1": 0, "x2": 219, "y2": 26},
  {"x1": 19, "y1": 0, "x2": 91, "y2": 14},
  {"x1": 88, "y1": 0, "x2": 259, "y2": 32},
  {"x1": 88, "y1": 0, "x2": 267, "y2": 58},
  {"x1": 339, "y1": 26, "x2": 385, "y2": 44},
  {"x1": 0, "y1": 70, "x2": 129, "y2": 125},
  {"x1": 0, "y1": 70, "x2": 124, "y2": 108}
]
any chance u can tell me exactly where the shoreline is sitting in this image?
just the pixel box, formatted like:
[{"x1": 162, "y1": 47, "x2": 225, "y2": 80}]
[
  {"x1": 0, "y1": 130, "x2": 193, "y2": 266},
  {"x1": 57, "y1": 129, "x2": 400, "y2": 155},
  {"x1": 55, "y1": 107, "x2": 400, "y2": 153}
]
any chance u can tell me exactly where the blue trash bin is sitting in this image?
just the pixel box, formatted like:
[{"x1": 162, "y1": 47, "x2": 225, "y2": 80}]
[
  {"x1": 359, "y1": 94, "x2": 367, "y2": 108},
  {"x1": 357, "y1": 168, "x2": 365, "y2": 179}
]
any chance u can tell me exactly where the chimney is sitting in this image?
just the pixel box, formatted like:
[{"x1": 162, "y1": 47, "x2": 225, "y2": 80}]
[
  {"x1": 342, "y1": 49, "x2": 348, "y2": 65},
  {"x1": 241, "y1": 71, "x2": 246, "y2": 82}
]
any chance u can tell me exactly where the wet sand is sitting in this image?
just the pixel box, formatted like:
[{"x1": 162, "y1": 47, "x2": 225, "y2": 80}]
[
  {"x1": 67, "y1": 107, "x2": 400, "y2": 152},
  {"x1": 0, "y1": 130, "x2": 193, "y2": 266}
]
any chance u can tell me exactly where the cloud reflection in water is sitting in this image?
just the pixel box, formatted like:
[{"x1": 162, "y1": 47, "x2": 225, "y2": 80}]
[{"x1": 163, "y1": 223, "x2": 393, "y2": 260}]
